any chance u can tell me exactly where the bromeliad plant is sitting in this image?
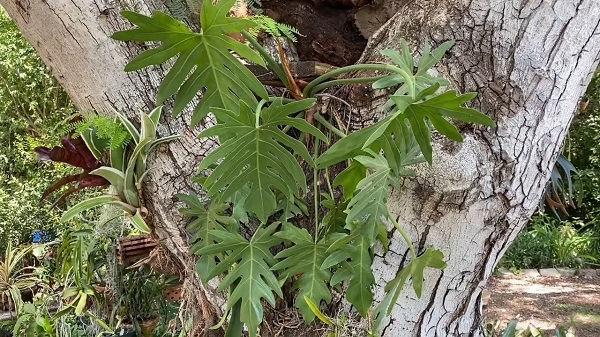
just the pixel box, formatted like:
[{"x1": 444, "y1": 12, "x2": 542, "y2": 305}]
[
  {"x1": 113, "y1": 0, "x2": 496, "y2": 335},
  {"x1": 39, "y1": 108, "x2": 179, "y2": 233}
]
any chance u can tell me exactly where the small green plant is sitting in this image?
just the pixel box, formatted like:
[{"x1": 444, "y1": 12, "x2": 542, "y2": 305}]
[
  {"x1": 543, "y1": 154, "x2": 577, "y2": 217},
  {"x1": 500, "y1": 214, "x2": 599, "y2": 269},
  {"x1": 113, "y1": 0, "x2": 495, "y2": 335},
  {"x1": 113, "y1": 266, "x2": 170, "y2": 336},
  {"x1": 13, "y1": 302, "x2": 54, "y2": 337},
  {"x1": 56, "y1": 107, "x2": 180, "y2": 233},
  {"x1": 0, "y1": 243, "x2": 39, "y2": 312},
  {"x1": 66, "y1": 114, "x2": 132, "y2": 151},
  {"x1": 248, "y1": 15, "x2": 300, "y2": 42}
]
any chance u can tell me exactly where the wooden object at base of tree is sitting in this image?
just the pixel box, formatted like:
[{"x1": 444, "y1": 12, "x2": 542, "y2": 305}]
[{"x1": 116, "y1": 235, "x2": 157, "y2": 265}]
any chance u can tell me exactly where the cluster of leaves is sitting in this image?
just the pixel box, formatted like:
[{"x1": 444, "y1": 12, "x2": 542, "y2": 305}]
[
  {"x1": 56, "y1": 107, "x2": 180, "y2": 233},
  {"x1": 248, "y1": 15, "x2": 300, "y2": 42},
  {"x1": 484, "y1": 320, "x2": 575, "y2": 337},
  {"x1": 114, "y1": 0, "x2": 494, "y2": 335},
  {"x1": 499, "y1": 214, "x2": 599, "y2": 270}
]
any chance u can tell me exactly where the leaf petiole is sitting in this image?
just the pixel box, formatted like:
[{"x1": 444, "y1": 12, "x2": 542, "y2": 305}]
[
  {"x1": 242, "y1": 31, "x2": 291, "y2": 91},
  {"x1": 388, "y1": 209, "x2": 417, "y2": 259},
  {"x1": 302, "y1": 64, "x2": 415, "y2": 98},
  {"x1": 313, "y1": 113, "x2": 346, "y2": 139}
]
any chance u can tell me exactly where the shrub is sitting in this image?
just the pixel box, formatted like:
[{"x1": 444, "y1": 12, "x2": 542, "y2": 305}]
[{"x1": 500, "y1": 214, "x2": 599, "y2": 269}]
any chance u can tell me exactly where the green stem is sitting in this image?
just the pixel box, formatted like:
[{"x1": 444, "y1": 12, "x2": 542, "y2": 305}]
[
  {"x1": 242, "y1": 31, "x2": 291, "y2": 90},
  {"x1": 307, "y1": 76, "x2": 387, "y2": 98},
  {"x1": 302, "y1": 64, "x2": 415, "y2": 98},
  {"x1": 313, "y1": 138, "x2": 320, "y2": 242},
  {"x1": 255, "y1": 99, "x2": 269, "y2": 128},
  {"x1": 388, "y1": 209, "x2": 417, "y2": 259},
  {"x1": 313, "y1": 113, "x2": 346, "y2": 139}
]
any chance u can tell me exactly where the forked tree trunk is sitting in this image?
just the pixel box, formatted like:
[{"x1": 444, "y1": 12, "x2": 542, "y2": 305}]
[{"x1": 1, "y1": 0, "x2": 599, "y2": 336}]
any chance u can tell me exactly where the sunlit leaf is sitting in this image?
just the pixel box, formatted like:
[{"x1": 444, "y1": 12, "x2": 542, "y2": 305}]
[{"x1": 112, "y1": 0, "x2": 269, "y2": 126}]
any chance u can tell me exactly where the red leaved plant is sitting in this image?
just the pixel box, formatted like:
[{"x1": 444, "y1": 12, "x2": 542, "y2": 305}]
[{"x1": 35, "y1": 132, "x2": 109, "y2": 206}]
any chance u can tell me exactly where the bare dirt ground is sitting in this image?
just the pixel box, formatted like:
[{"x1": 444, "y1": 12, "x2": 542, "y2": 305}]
[{"x1": 484, "y1": 275, "x2": 600, "y2": 337}]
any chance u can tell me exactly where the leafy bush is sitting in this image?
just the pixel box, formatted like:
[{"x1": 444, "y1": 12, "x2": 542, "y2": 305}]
[
  {"x1": 500, "y1": 214, "x2": 599, "y2": 269},
  {"x1": 485, "y1": 320, "x2": 575, "y2": 337}
]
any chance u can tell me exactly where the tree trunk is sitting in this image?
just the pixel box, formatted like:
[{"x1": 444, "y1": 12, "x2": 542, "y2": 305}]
[
  {"x1": 352, "y1": 1, "x2": 600, "y2": 336},
  {"x1": 1, "y1": 0, "x2": 599, "y2": 337}
]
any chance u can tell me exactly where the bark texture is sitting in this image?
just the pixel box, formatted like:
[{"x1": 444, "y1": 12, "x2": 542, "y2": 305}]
[
  {"x1": 346, "y1": 0, "x2": 600, "y2": 336},
  {"x1": 1, "y1": 0, "x2": 599, "y2": 336}
]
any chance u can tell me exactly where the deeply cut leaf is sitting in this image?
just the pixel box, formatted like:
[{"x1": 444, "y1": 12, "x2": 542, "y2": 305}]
[
  {"x1": 197, "y1": 98, "x2": 324, "y2": 222},
  {"x1": 373, "y1": 248, "x2": 446, "y2": 329},
  {"x1": 345, "y1": 151, "x2": 394, "y2": 244},
  {"x1": 180, "y1": 194, "x2": 237, "y2": 283},
  {"x1": 195, "y1": 224, "x2": 283, "y2": 337},
  {"x1": 272, "y1": 225, "x2": 336, "y2": 323},
  {"x1": 112, "y1": 0, "x2": 269, "y2": 126}
]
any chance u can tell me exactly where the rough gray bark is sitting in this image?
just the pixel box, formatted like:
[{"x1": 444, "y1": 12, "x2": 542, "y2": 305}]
[
  {"x1": 1, "y1": 0, "x2": 599, "y2": 336},
  {"x1": 348, "y1": 0, "x2": 600, "y2": 336}
]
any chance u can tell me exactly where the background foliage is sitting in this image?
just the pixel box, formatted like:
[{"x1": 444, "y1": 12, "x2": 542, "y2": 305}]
[
  {"x1": 501, "y1": 71, "x2": 600, "y2": 270},
  {"x1": 0, "y1": 7, "x2": 75, "y2": 250}
]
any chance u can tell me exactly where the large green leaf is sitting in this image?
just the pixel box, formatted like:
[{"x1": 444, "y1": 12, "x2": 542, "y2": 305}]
[
  {"x1": 112, "y1": 0, "x2": 268, "y2": 126},
  {"x1": 322, "y1": 235, "x2": 375, "y2": 317},
  {"x1": 333, "y1": 160, "x2": 367, "y2": 201},
  {"x1": 272, "y1": 225, "x2": 337, "y2": 323},
  {"x1": 373, "y1": 248, "x2": 446, "y2": 330},
  {"x1": 194, "y1": 224, "x2": 283, "y2": 337},
  {"x1": 197, "y1": 98, "x2": 325, "y2": 222},
  {"x1": 318, "y1": 88, "x2": 494, "y2": 166},
  {"x1": 179, "y1": 193, "x2": 237, "y2": 283},
  {"x1": 345, "y1": 151, "x2": 394, "y2": 244},
  {"x1": 373, "y1": 40, "x2": 453, "y2": 99}
]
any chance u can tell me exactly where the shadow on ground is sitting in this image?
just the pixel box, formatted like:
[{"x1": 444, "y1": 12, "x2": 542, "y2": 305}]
[{"x1": 484, "y1": 275, "x2": 600, "y2": 337}]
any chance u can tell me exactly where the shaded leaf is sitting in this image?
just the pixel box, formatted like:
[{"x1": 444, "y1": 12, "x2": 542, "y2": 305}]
[
  {"x1": 179, "y1": 193, "x2": 237, "y2": 283},
  {"x1": 195, "y1": 224, "x2": 283, "y2": 337},
  {"x1": 345, "y1": 151, "x2": 394, "y2": 244},
  {"x1": 272, "y1": 225, "x2": 334, "y2": 323},
  {"x1": 373, "y1": 248, "x2": 446, "y2": 329}
]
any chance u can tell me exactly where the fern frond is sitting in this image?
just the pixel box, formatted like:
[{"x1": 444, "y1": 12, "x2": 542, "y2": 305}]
[
  {"x1": 248, "y1": 15, "x2": 300, "y2": 42},
  {"x1": 67, "y1": 115, "x2": 131, "y2": 150}
]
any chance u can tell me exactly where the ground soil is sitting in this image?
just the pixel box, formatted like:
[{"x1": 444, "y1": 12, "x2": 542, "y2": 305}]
[
  {"x1": 262, "y1": 0, "x2": 368, "y2": 66},
  {"x1": 485, "y1": 275, "x2": 600, "y2": 337}
]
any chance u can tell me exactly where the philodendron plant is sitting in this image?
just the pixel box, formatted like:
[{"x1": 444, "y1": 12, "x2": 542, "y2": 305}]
[
  {"x1": 58, "y1": 107, "x2": 179, "y2": 233},
  {"x1": 112, "y1": 0, "x2": 496, "y2": 335}
]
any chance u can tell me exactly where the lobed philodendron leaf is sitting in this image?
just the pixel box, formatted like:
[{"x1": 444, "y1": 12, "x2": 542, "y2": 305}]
[
  {"x1": 373, "y1": 247, "x2": 446, "y2": 330},
  {"x1": 373, "y1": 39, "x2": 453, "y2": 100},
  {"x1": 197, "y1": 98, "x2": 326, "y2": 222},
  {"x1": 317, "y1": 85, "x2": 494, "y2": 166},
  {"x1": 194, "y1": 223, "x2": 283, "y2": 337},
  {"x1": 344, "y1": 151, "x2": 395, "y2": 244},
  {"x1": 317, "y1": 40, "x2": 495, "y2": 168},
  {"x1": 322, "y1": 236, "x2": 375, "y2": 317},
  {"x1": 179, "y1": 193, "x2": 237, "y2": 283},
  {"x1": 272, "y1": 225, "x2": 340, "y2": 323},
  {"x1": 112, "y1": 0, "x2": 269, "y2": 126}
]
